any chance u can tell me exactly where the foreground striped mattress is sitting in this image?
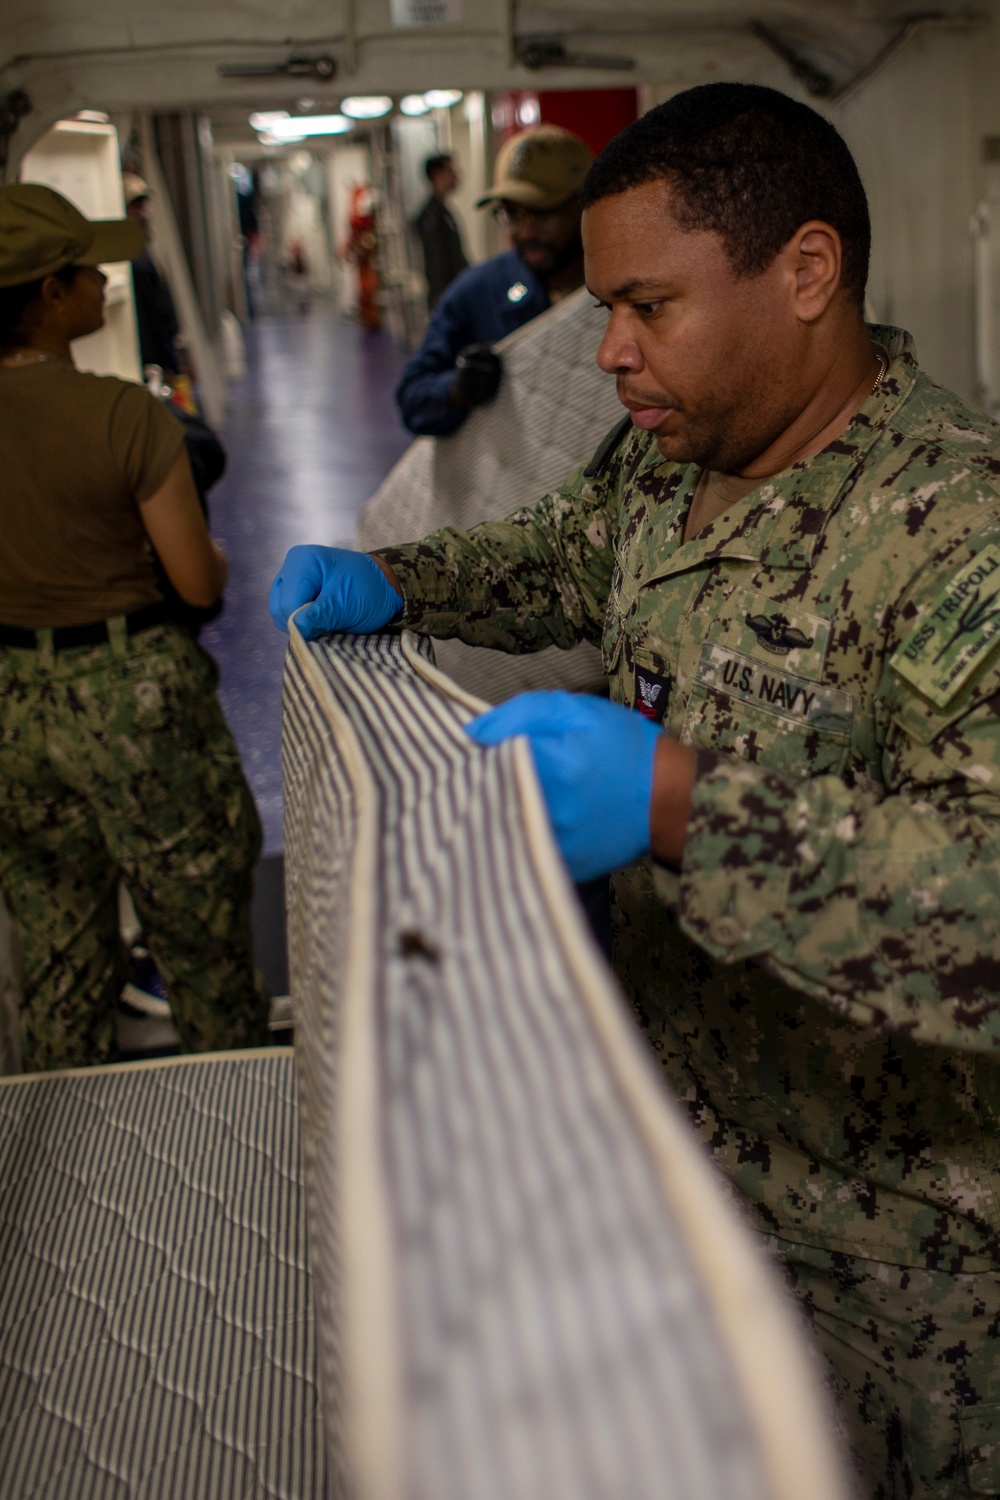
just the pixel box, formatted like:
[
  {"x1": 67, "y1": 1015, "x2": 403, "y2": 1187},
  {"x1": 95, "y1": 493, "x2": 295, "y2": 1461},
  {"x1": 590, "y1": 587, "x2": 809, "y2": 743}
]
[
  {"x1": 283, "y1": 627, "x2": 848, "y2": 1500},
  {"x1": 0, "y1": 1049, "x2": 325, "y2": 1498}
]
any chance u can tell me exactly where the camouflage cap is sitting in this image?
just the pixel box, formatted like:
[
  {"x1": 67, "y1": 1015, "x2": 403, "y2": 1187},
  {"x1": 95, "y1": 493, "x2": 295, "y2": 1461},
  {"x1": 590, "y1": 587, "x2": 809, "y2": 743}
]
[
  {"x1": 0, "y1": 183, "x2": 144, "y2": 288},
  {"x1": 476, "y1": 125, "x2": 594, "y2": 210},
  {"x1": 122, "y1": 172, "x2": 152, "y2": 206}
]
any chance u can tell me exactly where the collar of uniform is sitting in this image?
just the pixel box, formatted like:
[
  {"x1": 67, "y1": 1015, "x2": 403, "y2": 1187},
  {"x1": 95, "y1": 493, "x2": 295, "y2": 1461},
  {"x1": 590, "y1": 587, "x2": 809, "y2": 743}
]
[
  {"x1": 631, "y1": 455, "x2": 821, "y2": 585},
  {"x1": 781, "y1": 323, "x2": 918, "y2": 488},
  {"x1": 629, "y1": 323, "x2": 917, "y2": 586}
]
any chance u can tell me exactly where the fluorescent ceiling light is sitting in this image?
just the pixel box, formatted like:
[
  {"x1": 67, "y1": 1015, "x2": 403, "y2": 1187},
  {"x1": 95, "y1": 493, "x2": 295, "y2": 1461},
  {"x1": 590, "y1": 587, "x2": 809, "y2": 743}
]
[
  {"x1": 249, "y1": 111, "x2": 290, "y2": 130},
  {"x1": 340, "y1": 96, "x2": 393, "y2": 119},
  {"x1": 424, "y1": 89, "x2": 463, "y2": 108},
  {"x1": 399, "y1": 95, "x2": 431, "y2": 116},
  {"x1": 260, "y1": 114, "x2": 353, "y2": 139}
]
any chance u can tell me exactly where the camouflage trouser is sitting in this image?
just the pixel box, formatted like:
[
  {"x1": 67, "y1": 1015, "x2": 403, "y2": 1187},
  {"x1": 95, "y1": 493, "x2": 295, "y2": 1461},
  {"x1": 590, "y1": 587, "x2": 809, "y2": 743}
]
[
  {"x1": 767, "y1": 1236, "x2": 1000, "y2": 1499},
  {"x1": 0, "y1": 620, "x2": 270, "y2": 1071}
]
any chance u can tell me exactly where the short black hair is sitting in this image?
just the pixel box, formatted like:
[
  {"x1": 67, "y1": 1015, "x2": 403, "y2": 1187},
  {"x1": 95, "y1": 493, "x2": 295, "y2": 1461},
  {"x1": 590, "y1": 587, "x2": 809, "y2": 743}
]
[
  {"x1": 0, "y1": 264, "x2": 78, "y2": 346},
  {"x1": 425, "y1": 154, "x2": 453, "y2": 183},
  {"x1": 582, "y1": 83, "x2": 870, "y2": 304}
]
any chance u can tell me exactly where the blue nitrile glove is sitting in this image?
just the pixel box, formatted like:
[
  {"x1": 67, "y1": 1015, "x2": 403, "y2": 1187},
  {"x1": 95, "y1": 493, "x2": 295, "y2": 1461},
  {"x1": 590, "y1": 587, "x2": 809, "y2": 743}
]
[
  {"x1": 465, "y1": 690, "x2": 663, "y2": 882},
  {"x1": 269, "y1": 545, "x2": 404, "y2": 639}
]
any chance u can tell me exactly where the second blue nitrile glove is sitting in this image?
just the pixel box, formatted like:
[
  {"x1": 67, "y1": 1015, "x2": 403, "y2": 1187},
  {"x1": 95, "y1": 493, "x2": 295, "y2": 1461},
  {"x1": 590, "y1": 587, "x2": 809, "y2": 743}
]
[
  {"x1": 465, "y1": 690, "x2": 663, "y2": 883},
  {"x1": 268, "y1": 545, "x2": 404, "y2": 640}
]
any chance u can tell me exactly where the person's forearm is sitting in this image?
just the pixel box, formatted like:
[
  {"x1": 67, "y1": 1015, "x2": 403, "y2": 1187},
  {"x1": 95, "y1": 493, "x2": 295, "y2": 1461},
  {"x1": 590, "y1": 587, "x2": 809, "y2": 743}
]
[
  {"x1": 370, "y1": 553, "x2": 401, "y2": 596},
  {"x1": 395, "y1": 370, "x2": 467, "y2": 436},
  {"x1": 372, "y1": 507, "x2": 607, "y2": 656},
  {"x1": 649, "y1": 737, "x2": 695, "y2": 868},
  {"x1": 659, "y1": 742, "x2": 1000, "y2": 1051}
]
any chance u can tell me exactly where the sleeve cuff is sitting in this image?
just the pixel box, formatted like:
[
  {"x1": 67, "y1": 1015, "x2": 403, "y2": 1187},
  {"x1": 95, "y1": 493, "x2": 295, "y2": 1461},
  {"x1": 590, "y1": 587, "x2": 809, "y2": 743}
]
[
  {"x1": 668, "y1": 749, "x2": 793, "y2": 963},
  {"x1": 372, "y1": 541, "x2": 487, "y2": 635}
]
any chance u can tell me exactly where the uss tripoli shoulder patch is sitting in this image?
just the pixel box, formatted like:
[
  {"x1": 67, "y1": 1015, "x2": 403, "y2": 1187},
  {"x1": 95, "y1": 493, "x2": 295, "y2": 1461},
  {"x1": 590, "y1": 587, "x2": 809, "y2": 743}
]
[{"x1": 891, "y1": 540, "x2": 1000, "y2": 708}]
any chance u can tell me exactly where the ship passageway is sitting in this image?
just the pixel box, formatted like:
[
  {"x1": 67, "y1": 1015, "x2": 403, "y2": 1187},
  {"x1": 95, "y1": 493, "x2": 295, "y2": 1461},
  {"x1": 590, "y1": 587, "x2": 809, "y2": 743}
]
[{"x1": 203, "y1": 310, "x2": 411, "y2": 989}]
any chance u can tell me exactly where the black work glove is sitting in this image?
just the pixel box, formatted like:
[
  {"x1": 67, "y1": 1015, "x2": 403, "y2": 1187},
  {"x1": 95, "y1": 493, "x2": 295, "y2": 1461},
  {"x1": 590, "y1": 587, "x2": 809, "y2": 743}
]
[{"x1": 450, "y1": 344, "x2": 503, "y2": 410}]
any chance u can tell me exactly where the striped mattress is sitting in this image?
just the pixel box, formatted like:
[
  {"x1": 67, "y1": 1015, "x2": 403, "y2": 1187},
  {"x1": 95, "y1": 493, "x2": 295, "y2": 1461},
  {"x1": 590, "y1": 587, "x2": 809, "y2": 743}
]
[{"x1": 283, "y1": 626, "x2": 849, "y2": 1500}]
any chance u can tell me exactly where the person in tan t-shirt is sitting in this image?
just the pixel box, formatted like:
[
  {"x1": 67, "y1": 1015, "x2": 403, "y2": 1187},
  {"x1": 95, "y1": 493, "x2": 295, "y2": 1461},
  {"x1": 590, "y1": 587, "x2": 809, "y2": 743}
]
[{"x1": 0, "y1": 183, "x2": 269, "y2": 1070}]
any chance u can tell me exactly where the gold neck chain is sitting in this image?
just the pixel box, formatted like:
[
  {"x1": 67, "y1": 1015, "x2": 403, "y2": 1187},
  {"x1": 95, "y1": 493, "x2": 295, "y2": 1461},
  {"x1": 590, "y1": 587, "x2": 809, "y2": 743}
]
[
  {"x1": 871, "y1": 345, "x2": 889, "y2": 393},
  {"x1": 0, "y1": 349, "x2": 64, "y2": 368}
]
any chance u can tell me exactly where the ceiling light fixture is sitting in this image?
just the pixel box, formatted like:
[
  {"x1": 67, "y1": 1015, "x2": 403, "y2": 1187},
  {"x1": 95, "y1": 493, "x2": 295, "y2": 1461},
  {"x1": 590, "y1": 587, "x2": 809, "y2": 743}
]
[
  {"x1": 248, "y1": 110, "x2": 290, "y2": 130},
  {"x1": 424, "y1": 89, "x2": 463, "y2": 108},
  {"x1": 258, "y1": 113, "x2": 354, "y2": 139},
  {"x1": 340, "y1": 96, "x2": 393, "y2": 119},
  {"x1": 399, "y1": 95, "x2": 431, "y2": 116}
]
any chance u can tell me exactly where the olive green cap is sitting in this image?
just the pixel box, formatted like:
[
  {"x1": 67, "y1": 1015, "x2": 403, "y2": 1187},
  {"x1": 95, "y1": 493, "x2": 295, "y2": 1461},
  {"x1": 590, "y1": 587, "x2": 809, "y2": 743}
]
[
  {"x1": 0, "y1": 183, "x2": 145, "y2": 288},
  {"x1": 476, "y1": 125, "x2": 594, "y2": 210}
]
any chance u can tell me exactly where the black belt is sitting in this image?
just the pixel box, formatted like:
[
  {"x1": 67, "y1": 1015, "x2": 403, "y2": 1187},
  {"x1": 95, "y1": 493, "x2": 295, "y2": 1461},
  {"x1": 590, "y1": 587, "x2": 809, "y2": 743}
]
[{"x1": 0, "y1": 601, "x2": 173, "y2": 651}]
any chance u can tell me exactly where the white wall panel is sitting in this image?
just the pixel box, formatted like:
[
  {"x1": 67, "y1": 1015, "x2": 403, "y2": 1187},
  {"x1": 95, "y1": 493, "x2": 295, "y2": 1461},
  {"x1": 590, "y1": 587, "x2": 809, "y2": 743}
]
[{"x1": 834, "y1": 27, "x2": 981, "y2": 400}]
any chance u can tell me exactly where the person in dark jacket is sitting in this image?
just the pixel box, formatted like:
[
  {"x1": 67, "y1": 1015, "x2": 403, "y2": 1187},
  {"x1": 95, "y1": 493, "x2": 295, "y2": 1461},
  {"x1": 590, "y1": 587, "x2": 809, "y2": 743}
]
[
  {"x1": 414, "y1": 154, "x2": 468, "y2": 310},
  {"x1": 123, "y1": 173, "x2": 184, "y2": 378},
  {"x1": 396, "y1": 126, "x2": 593, "y2": 437}
]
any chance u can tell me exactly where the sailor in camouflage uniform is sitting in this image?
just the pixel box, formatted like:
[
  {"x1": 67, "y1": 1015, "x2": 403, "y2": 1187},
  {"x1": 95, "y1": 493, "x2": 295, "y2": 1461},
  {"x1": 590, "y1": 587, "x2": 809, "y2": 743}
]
[
  {"x1": 271, "y1": 86, "x2": 1000, "y2": 1497},
  {"x1": 0, "y1": 185, "x2": 269, "y2": 1071}
]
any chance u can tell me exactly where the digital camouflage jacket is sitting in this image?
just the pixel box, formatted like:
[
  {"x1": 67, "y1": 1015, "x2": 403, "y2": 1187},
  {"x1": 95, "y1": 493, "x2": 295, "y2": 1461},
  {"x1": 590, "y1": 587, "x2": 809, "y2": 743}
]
[{"x1": 377, "y1": 327, "x2": 1000, "y2": 1270}]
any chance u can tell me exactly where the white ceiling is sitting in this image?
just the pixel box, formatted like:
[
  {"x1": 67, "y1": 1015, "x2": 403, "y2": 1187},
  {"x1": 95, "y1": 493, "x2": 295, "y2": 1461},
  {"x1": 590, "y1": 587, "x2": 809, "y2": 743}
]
[{"x1": 1, "y1": 0, "x2": 986, "y2": 169}]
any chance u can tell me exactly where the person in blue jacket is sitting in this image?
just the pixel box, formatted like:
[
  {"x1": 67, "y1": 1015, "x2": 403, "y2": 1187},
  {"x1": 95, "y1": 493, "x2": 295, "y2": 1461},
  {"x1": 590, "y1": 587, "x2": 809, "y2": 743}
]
[{"x1": 396, "y1": 125, "x2": 593, "y2": 437}]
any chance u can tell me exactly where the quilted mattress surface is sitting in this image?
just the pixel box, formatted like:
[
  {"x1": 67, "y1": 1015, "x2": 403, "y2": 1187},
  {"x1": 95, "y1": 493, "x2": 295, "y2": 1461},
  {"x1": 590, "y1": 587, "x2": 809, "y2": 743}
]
[
  {"x1": 0, "y1": 1049, "x2": 326, "y2": 1499},
  {"x1": 355, "y1": 287, "x2": 620, "y2": 703}
]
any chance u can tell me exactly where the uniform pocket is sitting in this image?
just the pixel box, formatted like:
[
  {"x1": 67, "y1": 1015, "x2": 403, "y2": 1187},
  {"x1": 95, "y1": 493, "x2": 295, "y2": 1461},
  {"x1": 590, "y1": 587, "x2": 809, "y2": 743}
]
[
  {"x1": 681, "y1": 640, "x2": 853, "y2": 779},
  {"x1": 959, "y1": 1404, "x2": 1000, "y2": 1495},
  {"x1": 121, "y1": 643, "x2": 184, "y2": 733}
]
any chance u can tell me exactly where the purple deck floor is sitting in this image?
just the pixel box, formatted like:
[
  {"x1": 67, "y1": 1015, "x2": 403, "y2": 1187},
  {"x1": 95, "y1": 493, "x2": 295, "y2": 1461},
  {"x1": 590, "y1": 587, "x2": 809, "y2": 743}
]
[{"x1": 201, "y1": 312, "x2": 412, "y2": 857}]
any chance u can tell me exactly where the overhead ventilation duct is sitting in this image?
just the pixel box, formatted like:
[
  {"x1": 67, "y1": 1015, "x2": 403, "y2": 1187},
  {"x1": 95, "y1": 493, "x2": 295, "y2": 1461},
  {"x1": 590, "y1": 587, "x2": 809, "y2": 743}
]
[
  {"x1": 749, "y1": 11, "x2": 980, "y2": 104},
  {"x1": 748, "y1": 20, "x2": 836, "y2": 97}
]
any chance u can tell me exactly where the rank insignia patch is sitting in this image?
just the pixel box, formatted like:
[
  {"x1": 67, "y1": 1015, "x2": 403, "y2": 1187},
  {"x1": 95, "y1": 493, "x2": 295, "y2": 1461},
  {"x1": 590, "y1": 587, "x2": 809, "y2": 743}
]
[
  {"x1": 891, "y1": 541, "x2": 1000, "y2": 707},
  {"x1": 634, "y1": 665, "x2": 671, "y2": 723}
]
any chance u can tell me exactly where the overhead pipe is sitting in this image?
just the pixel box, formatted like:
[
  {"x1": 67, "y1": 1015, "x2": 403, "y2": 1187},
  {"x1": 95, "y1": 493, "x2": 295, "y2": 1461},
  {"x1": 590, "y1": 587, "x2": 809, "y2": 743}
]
[
  {"x1": 750, "y1": 12, "x2": 981, "y2": 106},
  {"x1": 217, "y1": 54, "x2": 336, "y2": 81}
]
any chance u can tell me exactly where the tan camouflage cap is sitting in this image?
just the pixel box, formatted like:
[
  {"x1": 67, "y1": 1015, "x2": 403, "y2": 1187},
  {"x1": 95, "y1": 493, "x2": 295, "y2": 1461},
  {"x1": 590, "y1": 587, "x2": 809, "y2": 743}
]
[
  {"x1": 476, "y1": 125, "x2": 594, "y2": 210},
  {"x1": 122, "y1": 172, "x2": 152, "y2": 206},
  {"x1": 0, "y1": 183, "x2": 144, "y2": 288}
]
